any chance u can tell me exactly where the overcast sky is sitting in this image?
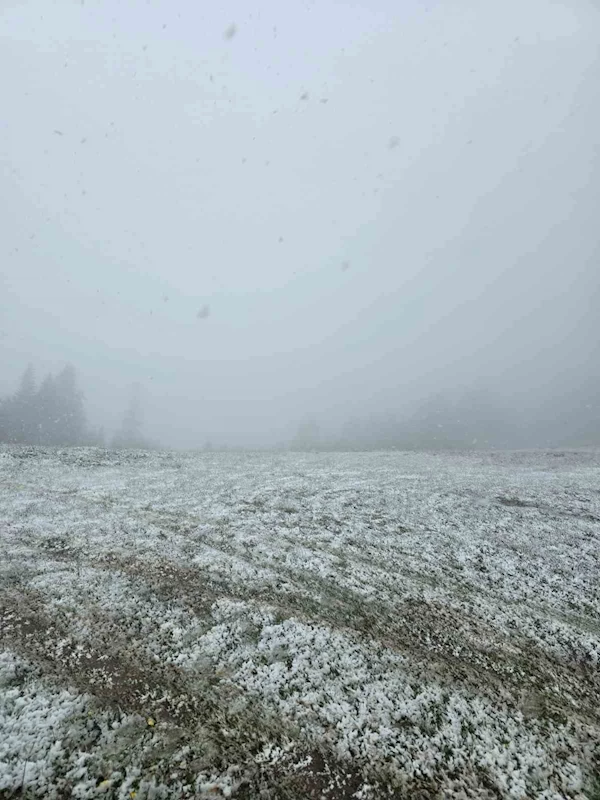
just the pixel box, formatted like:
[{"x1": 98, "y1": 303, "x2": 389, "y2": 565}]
[{"x1": 1, "y1": 0, "x2": 599, "y2": 447}]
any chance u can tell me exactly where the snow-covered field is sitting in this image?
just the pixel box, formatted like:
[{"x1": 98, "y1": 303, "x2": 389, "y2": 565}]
[{"x1": 1, "y1": 446, "x2": 599, "y2": 799}]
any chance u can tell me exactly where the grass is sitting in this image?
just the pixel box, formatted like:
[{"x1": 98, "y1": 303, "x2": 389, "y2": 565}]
[{"x1": 1, "y1": 445, "x2": 599, "y2": 798}]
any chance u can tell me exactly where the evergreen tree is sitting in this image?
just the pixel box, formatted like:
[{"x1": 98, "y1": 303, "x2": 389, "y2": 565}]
[
  {"x1": 8, "y1": 365, "x2": 37, "y2": 443},
  {"x1": 290, "y1": 417, "x2": 320, "y2": 451},
  {"x1": 112, "y1": 383, "x2": 150, "y2": 449},
  {"x1": 0, "y1": 363, "x2": 93, "y2": 447},
  {"x1": 36, "y1": 373, "x2": 59, "y2": 445},
  {"x1": 54, "y1": 365, "x2": 86, "y2": 445},
  {"x1": 96, "y1": 426, "x2": 106, "y2": 448},
  {"x1": 0, "y1": 396, "x2": 8, "y2": 443}
]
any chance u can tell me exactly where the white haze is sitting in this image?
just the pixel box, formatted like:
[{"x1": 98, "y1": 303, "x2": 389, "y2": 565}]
[{"x1": 1, "y1": 0, "x2": 599, "y2": 448}]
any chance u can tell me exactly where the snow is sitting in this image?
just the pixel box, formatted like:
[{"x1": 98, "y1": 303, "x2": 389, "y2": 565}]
[{"x1": 1, "y1": 446, "x2": 599, "y2": 797}]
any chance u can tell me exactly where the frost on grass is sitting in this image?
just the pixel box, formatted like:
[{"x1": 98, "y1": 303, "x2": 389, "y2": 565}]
[
  {"x1": 0, "y1": 651, "x2": 83, "y2": 795},
  {"x1": 0, "y1": 650, "x2": 153, "y2": 799},
  {"x1": 0, "y1": 649, "x2": 241, "y2": 799},
  {"x1": 1, "y1": 445, "x2": 599, "y2": 797}
]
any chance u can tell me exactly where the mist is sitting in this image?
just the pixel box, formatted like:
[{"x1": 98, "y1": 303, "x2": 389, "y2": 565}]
[{"x1": 2, "y1": 0, "x2": 599, "y2": 449}]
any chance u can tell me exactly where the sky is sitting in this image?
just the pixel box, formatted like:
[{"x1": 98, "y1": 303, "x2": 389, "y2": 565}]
[{"x1": 1, "y1": 0, "x2": 599, "y2": 447}]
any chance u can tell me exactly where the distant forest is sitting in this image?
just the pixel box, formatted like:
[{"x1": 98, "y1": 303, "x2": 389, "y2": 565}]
[
  {"x1": 2, "y1": 365, "x2": 599, "y2": 452},
  {"x1": 0, "y1": 365, "x2": 151, "y2": 449},
  {"x1": 291, "y1": 385, "x2": 600, "y2": 452}
]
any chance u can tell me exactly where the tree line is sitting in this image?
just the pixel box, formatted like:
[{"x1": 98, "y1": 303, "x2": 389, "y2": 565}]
[
  {"x1": 291, "y1": 385, "x2": 600, "y2": 451},
  {"x1": 0, "y1": 365, "x2": 152, "y2": 449}
]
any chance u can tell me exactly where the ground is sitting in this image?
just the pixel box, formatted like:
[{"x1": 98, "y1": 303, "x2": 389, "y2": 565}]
[{"x1": 1, "y1": 445, "x2": 599, "y2": 799}]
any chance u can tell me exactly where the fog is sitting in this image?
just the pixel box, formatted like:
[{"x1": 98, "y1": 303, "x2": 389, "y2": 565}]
[{"x1": 1, "y1": 0, "x2": 599, "y2": 449}]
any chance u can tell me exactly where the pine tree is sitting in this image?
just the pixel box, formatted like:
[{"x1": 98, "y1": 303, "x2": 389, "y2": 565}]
[
  {"x1": 36, "y1": 373, "x2": 59, "y2": 445},
  {"x1": 96, "y1": 426, "x2": 106, "y2": 448},
  {"x1": 0, "y1": 396, "x2": 8, "y2": 443},
  {"x1": 10, "y1": 365, "x2": 37, "y2": 443},
  {"x1": 112, "y1": 383, "x2": 149, "y2": 449},
  {"x1": 0, "y1": 363, "x2": 94, "y2": 448},
  {"x1": 54, "y1": 365, "x2": 86, "y2": 446},
  {"x1": 290, "y1": 417, "x2": 320, "y2": 451}
]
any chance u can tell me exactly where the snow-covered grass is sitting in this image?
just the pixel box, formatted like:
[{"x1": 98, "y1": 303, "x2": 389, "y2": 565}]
[{"x1": 1, "y1": 445, "x2": 599, "y2": 798}]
